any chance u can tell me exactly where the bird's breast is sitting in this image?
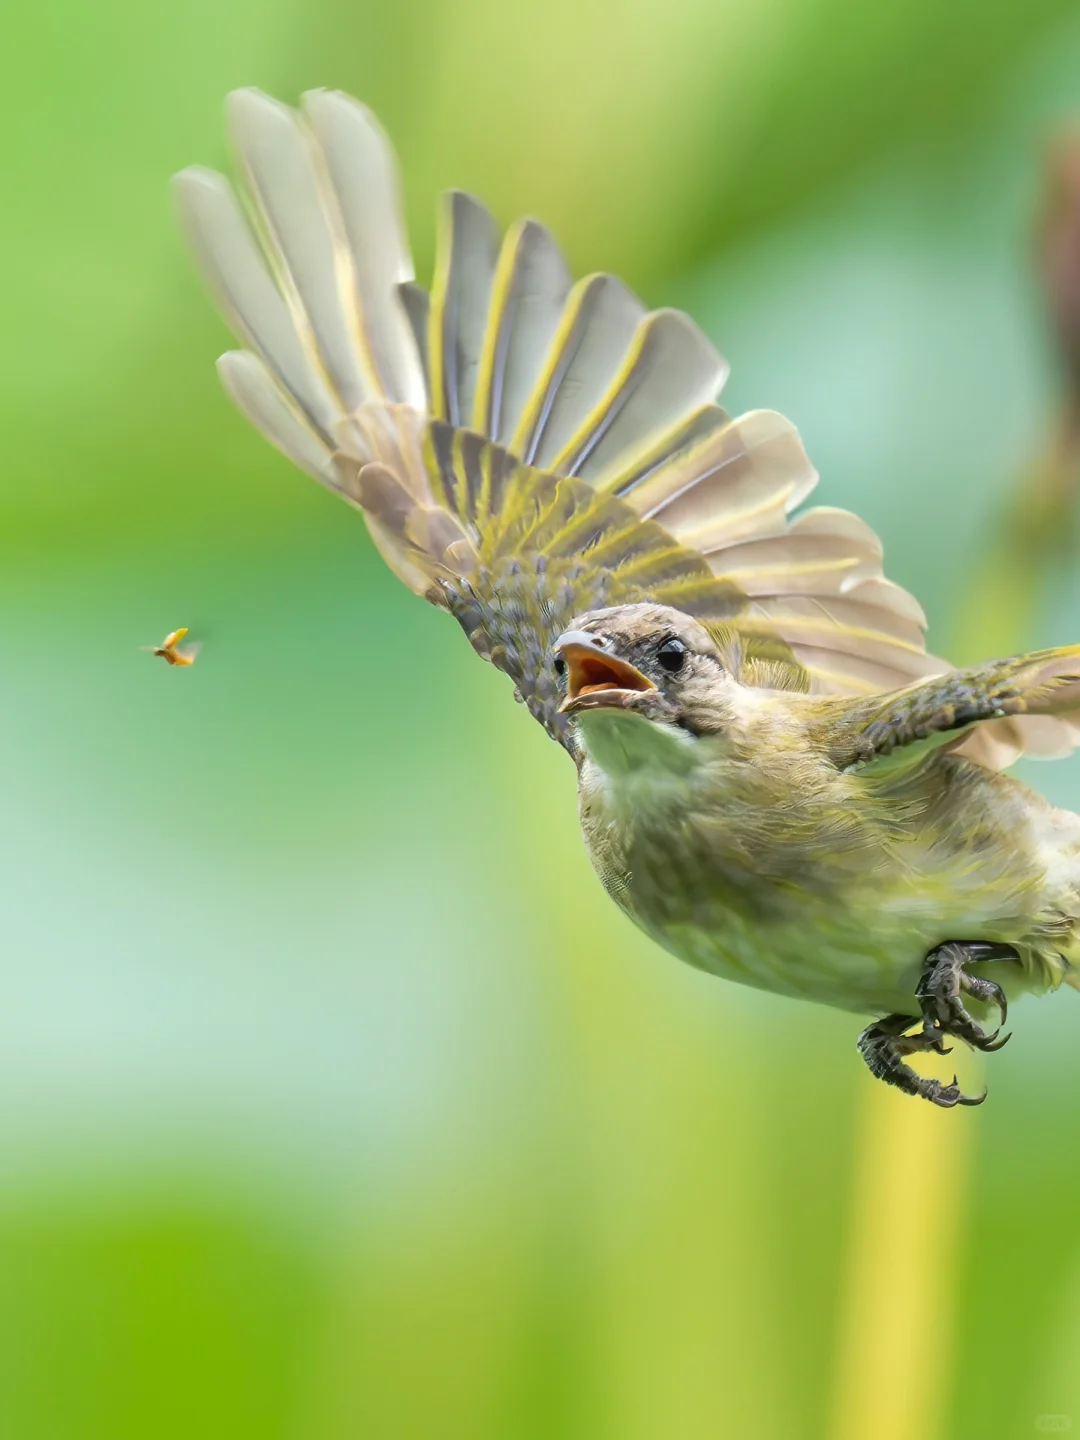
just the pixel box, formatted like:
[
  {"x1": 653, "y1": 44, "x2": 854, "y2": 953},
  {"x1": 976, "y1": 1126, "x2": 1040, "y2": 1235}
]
[
  {"x1": 577, "y1": 750, "x2": 860, "y2": 930},
  {"x1": 576, "y1": 749, "x2": 1080, "y2": 1013}
]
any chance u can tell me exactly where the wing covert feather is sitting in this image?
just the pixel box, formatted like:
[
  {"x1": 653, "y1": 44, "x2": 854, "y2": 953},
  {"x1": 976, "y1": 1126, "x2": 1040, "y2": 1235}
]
[{"x1": 827, "y1": 647, "x2": 1080, "y2": 773}]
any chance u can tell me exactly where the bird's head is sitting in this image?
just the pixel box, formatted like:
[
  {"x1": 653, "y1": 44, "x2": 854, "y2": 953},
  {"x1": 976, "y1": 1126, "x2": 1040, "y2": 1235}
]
[{"x1": 553, "y1": 604, "x2": 736, "y2": 773}]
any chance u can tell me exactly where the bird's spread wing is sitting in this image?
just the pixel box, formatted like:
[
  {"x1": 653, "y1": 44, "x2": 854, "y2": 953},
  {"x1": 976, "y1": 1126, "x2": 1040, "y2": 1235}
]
[
  {"x1": 823, "y1": 647, "x2": 1080, "y2": 774},
  {"x1": 174, "y1": 87, "x2": 1073, "y2": 764}
]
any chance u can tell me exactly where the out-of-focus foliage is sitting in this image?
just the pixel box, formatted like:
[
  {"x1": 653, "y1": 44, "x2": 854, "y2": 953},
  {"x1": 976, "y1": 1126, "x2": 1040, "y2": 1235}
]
[{"x1": 5, "y1": 1, "x2": 1080, "y2": 1437}]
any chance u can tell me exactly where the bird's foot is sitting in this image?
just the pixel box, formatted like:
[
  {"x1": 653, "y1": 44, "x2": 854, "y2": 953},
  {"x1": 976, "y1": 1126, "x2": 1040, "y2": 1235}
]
[
  {"x1": 857, "y1": 1013, "x2": 986, "y2": 1108},
  {"x1": 916, "y1": 940, "x2": 1017, "y2": 1053},
  {"x1": 857, "y1": 941, "x2": 1020, "y2": 1107}
]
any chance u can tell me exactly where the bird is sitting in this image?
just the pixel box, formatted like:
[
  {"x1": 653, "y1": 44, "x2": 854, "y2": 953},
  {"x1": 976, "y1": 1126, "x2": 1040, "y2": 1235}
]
[
  {"x1": 144, "y1": 627, "x2": 200, "y2": 667},
  {"x1": 174, "y1": 87, "x2": 1080, "y2": 1107}
]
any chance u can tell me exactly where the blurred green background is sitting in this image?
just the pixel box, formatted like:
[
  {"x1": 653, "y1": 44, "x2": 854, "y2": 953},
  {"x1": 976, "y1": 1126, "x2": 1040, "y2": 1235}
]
[{"x1": 6, "y1": 1, "x2": 1080, "y2": 1436}]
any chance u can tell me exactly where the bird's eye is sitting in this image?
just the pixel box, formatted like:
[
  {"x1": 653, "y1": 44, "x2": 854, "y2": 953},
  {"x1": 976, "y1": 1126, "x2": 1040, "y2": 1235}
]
[
  {"x1": 553, "y1": 654, "x2": 566, "y2": 679},
  {"x1": 656, "y1": 637, "x2": 687, "y2": 674}
]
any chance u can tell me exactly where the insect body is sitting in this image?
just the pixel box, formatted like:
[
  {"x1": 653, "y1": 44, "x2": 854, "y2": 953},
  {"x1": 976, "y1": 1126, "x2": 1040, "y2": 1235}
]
[{"x1": 145, "y1": 628, "x2": 200, "y2": 667}]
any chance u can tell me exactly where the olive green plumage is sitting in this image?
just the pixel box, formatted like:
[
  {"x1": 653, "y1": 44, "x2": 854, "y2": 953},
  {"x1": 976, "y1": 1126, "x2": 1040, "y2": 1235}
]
[{"x1": 175, "y1": 88, "x2": 1080, "y2": 1101}]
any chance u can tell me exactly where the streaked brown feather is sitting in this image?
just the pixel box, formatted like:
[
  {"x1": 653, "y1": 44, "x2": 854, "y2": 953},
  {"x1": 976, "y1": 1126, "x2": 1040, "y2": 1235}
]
[{"x1": 824, "y1": 646, "x2": 1080, "y2": 772}]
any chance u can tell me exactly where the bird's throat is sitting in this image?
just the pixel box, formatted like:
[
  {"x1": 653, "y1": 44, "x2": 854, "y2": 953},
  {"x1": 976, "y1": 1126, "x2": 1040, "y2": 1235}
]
[{"x1": 575, "y1": 708, "x2": 697, "y2": 778}]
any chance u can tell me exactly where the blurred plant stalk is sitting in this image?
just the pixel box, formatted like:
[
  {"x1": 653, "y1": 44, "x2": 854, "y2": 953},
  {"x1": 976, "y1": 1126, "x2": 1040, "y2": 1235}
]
[
  {"x1": 828, "y1": 1086, "x2": 969, "y2": 1440},
  {"x1": 829, "y1": 127, "x2": 1080, "y2": 1440}
]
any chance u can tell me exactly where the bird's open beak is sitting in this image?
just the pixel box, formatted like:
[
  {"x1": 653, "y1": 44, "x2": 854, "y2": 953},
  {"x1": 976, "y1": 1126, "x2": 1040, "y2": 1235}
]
[{"x1": 555, "y1": 633, "x2": 656, "y2": 715}]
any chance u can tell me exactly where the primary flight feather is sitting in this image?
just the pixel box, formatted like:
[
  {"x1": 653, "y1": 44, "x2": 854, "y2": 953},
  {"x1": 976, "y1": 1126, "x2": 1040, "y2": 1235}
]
[{"x1": 175, "y1": 88, "x2": 1080, "y2": 1105}]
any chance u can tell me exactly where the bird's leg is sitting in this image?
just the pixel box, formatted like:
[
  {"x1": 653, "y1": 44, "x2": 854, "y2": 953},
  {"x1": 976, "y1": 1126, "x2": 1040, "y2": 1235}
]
[
  {"x1": 857, "y1": 1013, "x2": 985, "y2": 1108},
  {"x1": 857, "y1": 941, "x2": 1020, "y2": 1108},
  {"x1": 916, "y1": 940, "x2": 1017, "y2": 1053}
]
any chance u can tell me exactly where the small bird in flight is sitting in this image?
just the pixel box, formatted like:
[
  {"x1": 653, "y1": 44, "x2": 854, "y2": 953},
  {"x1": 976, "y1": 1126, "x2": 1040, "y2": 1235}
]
[
  {"x1": 145, "y1": 627, "x2": 200, "y2": 667},
  {"x1": 174, "y1": 88, "x2": 1080, "y2": 1107}
]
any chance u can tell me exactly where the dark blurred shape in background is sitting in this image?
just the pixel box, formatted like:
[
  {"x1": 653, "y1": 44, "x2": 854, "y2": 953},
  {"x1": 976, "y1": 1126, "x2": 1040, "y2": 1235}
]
[{"x1": 1028, "y1": 127, "x2": 1080, "y2": 548}]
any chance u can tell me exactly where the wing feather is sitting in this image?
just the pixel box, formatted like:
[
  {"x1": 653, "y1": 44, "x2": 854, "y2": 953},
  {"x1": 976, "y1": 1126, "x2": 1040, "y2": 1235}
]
[
  {"x1": 428, "y1": 192, "x2": 500, "y2": 427},
  {"x1": 783, "y1": 646, "x2": 939, "y2": 696},
  {"x1": 396, "y1": 281, "x2": 431, "y2": 396},
  {"x1": 828, "y1": 647, "x2": 1080, "y2": 772},
  {"x1": 301, "y1": 89, "x2": 425, "y2": 406},
  {"x1": 708, "y1": 531, "x2": 880, "y2": 595},
  {"x1": 472, "y1": 219, "x2": 572, "y2": 444},
  {"x1": 550, "y1": 310, "x2": 728, "y2": 484},
  {"x1": 510, "y1": 275, "x2": 646, "y2": 467},
  {"x1": 217, "y1": 350, "x2": 341, "y2": 487},
  {"x1": 180, "y1": 87, "x2": 1075, "y2": 771},
  {"x1": 173, "y1": 166, "x2": 343, "y2": 446},
  {"x1": 225, "y1": 89, "x2": 370, "y2": 414},
  {"x1": 621, "y1": 409, "x2": 817, "y2": 548}
]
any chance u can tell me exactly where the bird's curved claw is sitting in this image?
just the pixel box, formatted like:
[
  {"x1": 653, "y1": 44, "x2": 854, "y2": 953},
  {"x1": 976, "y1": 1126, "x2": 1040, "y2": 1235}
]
[
  {"x1": 859, "y1": 938, "x2": 1021, "y2": 1107},
  {"x1": 921, "y1": 1023, "x2": 953, "y2": 1056},
  {"x1": 916, "y1": 942, "x2": 1018, "y2": 1056},
  {"x1": 857, "y1": 1016, "x2": 985, "y2": 1107},
  {"x1": 928, "y1": 1076, "x2": 987, "y2": 1109},
  {"x1": 980, "y1": 1029, "x2": 1013, "y2": 1053}
]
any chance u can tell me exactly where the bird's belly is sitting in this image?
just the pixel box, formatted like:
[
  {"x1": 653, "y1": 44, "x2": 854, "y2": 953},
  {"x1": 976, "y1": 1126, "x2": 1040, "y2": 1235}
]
[
  {"x1": 579, "y1": 753, "x2": 1080, "y2": 1016},
  {"x1": 633, "y1": 858, "x2": 1079, "y2": 1015},
  {"x1": 591, "y1": 825, "x2": 957, "y2": 1014},
  {"x1": 609, "y1": 849, "x2": 1075, "y2": 1016},
  {"x1": 655, "y1": 907, "x2": 932, "y2": 1016}
]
